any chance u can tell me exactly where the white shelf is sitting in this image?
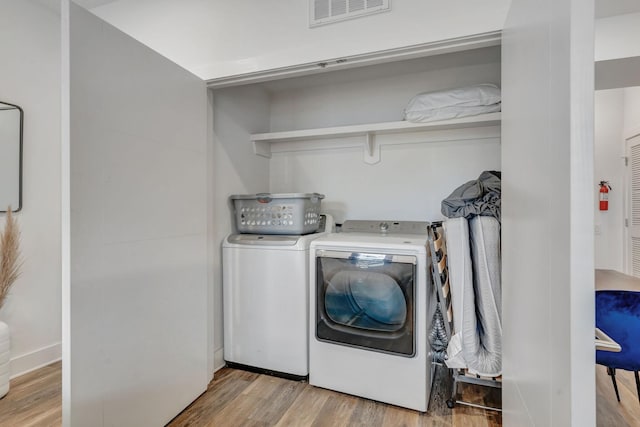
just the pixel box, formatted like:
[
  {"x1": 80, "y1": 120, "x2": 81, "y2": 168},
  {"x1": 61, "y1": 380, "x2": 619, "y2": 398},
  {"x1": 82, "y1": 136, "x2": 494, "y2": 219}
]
[{"x1": 251, "y1": 112, "x2": 501, "y2": 164}]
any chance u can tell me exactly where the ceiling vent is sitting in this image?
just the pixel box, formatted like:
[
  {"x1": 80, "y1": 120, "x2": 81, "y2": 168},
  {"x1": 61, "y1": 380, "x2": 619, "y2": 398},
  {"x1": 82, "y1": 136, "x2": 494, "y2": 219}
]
[{"x1": 310, "y1": 0, "x2": 391, "y2": 27}]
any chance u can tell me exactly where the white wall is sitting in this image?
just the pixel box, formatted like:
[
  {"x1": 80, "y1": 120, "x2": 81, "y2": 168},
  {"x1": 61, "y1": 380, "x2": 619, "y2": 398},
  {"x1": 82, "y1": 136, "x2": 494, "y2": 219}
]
[
  {"x1": 65, "y1": 3, "x2": 209, "y2": 425},
  {"x1": 594, "y1": 11, "x2": 640, "y2": 270},
  {"x1": 88, "y1": 0, "x2": 509, "y2": 81},
  {"x1": 270, "y1": 135, "x2": 500, "y2": 223},
  {"x1": 591, "y1": 87, "x2": 640, "y2": 274},
  {"x1": 268, "y1": 47, "x2": 501, "y2": 130},
  {"x1": 594, "y1": 89, "x2": 625, "y2": 271},
  {"x1": 595, "y1": 12, "x2": 640, "y2": 62},
  {"x1": 594, "y1": 13, "x2": 640, "y2": 90},
  {"x1": 502, "y1": 0, "x2": 595, "y2": 424},
  {"x1": 624, "y1": 86, "x2": 640, "y2": 136},
  {"x1": 0, "y1": 0, "x2": 62, "y2": 377},
  {"x1": 212, "y1": 85, "x2": 271, "y2": 368},
  {"x1": 266, "y1": 47, "x2": 501, "y2": 222}
]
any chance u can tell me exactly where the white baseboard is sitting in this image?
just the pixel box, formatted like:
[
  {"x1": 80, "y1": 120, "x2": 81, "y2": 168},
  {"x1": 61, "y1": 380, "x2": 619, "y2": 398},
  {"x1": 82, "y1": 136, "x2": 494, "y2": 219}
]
[
  {"x1": 214, "y1": 348, "x2": 225, "y2": 373},
  {"x1": 10, "y1": 342, "x2": 62, "y2": 379}
]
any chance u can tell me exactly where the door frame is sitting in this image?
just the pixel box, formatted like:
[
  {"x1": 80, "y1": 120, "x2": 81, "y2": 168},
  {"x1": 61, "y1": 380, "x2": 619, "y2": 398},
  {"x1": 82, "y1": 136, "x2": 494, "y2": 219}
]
[{"x1": 624, "y1": 126, "x2": 640, "y2": 275}]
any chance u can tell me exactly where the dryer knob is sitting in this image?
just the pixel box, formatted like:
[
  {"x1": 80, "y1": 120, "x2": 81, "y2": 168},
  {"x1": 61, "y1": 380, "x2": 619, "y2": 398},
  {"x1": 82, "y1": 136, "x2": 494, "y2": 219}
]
[{"x1": 379, "y1": 222, "x2": 389, "y2": 232}]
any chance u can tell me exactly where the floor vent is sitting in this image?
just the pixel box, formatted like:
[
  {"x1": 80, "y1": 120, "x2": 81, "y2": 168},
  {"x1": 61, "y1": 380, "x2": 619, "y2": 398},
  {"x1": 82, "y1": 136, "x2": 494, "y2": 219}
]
[{"x1": 310, "y1": 0, "x2": 390, "y2": 27}]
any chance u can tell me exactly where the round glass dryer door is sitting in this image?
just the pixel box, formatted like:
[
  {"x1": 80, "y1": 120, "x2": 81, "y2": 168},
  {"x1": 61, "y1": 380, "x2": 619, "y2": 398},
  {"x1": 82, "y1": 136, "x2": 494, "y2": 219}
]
[
  {"x1": 325, "y1": 270, "x2": 407, "y2": 332},
  {"x1": 315, "y1": 251, "x2": 416, "y2": 356}
]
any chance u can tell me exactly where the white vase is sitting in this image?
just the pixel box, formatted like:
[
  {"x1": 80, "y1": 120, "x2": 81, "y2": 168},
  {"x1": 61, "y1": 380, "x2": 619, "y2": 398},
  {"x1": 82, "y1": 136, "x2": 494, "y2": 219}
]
[{"x1": 0, "y1": 321, "x2": 9, "y2": 398}]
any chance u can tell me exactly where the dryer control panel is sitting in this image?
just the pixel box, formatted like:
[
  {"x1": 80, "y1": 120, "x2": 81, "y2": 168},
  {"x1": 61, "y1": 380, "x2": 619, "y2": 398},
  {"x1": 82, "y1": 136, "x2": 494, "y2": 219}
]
[{"x1": 341, "y1": 220, "x2": 429, "y2": 235}]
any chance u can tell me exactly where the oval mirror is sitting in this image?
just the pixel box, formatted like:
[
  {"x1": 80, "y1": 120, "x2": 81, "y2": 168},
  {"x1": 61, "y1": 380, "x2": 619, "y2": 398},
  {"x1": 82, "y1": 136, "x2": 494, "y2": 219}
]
[{"x1": 0, "y1": 101, "x2": 23, "y2": 212}]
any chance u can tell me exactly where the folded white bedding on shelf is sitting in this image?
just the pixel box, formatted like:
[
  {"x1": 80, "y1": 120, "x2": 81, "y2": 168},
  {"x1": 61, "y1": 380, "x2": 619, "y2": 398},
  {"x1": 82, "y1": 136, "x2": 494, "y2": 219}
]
[{"x1": 403, "y1": 83, "x2": 501, "y2": 123}]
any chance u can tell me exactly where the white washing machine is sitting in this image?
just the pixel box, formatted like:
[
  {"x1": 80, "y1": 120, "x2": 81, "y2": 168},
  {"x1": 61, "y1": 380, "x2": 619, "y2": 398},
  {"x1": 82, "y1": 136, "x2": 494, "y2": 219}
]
[
  {"x1": 309, "y1": 220, "x2": 436, "y2": 412},
  {"x1": 222, "y1": 215, "x2": 334, "y2": 379}
]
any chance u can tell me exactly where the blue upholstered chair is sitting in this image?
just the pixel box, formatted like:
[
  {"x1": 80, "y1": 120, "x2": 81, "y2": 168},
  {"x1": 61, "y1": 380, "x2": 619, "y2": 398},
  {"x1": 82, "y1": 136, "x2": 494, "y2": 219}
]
[{"x1": 596, "y1": 290, "x2": 640, "y2": 403}]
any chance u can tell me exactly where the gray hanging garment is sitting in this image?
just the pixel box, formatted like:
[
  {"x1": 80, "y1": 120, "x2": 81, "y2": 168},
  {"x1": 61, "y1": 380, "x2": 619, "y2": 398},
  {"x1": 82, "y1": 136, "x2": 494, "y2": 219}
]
[{"x1": 441, "y1": 171, "x2": 501, "y2": 221}]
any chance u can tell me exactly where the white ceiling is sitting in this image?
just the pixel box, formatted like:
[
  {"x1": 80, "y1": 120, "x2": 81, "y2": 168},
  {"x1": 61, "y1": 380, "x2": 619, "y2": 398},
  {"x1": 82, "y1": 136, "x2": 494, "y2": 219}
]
[
  {"x1": 33, "y1": 0, "x2": 120, "y2": 12},
  {"x1": 75, "y1": 0, "x2": 120, "y2": 8},
  {"x1": 36, "y1": 0, "x2": 640, "y2": 20},
  {"x1": 596, "y1": 0, "x2": 640, "y2": 18},
  {"x1": 77, "y1": 0, "x2": 640, "y2": 19}
]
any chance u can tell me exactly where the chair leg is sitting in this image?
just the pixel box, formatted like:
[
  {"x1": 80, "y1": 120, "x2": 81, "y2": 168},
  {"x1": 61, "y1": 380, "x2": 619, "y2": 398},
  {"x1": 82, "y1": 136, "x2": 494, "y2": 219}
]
[
  {"x1": 635, "y1": 371, "x2": 640, "y2": 405},
  {"x1": 608, "y1": 367, "x2": 621, "y2": 402}
]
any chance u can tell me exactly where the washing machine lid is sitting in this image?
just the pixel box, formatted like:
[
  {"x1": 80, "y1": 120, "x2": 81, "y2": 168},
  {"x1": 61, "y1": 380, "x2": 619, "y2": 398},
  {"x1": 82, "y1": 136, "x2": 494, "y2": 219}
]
[{"x1": 227, "y1": 234, "x2": 300, "y2": 246}]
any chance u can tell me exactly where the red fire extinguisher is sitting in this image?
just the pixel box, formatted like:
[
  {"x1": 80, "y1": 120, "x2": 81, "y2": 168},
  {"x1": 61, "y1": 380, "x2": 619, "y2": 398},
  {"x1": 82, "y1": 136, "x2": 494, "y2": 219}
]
[{"x1": 599, "y1": 181, "x2": 612, "y2": 211}]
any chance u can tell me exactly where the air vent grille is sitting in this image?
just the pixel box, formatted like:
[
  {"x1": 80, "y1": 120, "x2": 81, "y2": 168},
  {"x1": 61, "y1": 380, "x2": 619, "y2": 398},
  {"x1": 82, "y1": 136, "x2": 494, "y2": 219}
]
[
  {"x1": 632, "y1": 143, "x2": 640, "y2": 225},
  {"x1": 315, "y1": 0, "x2": 330, "y2": 20},
  {"x1": 349, "y1": 0, "x2": 365, "y2": 12},
  {"x1": 332, "y1": 0, "x2": 347, "y2": 16},
  {"x1": 310, "y1": 0, "x2": 390, "y2": 27},
  {"x1": 633, "y1": 237, "x2": 640, "y2": 277}
]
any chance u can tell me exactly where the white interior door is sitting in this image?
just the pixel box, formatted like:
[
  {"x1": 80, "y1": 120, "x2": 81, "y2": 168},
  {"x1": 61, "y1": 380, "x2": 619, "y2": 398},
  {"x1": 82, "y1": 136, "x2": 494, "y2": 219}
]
[
  {"x1": 626, "y1": 133, "x2": 640, "y2": 276},
  {"x1": 502, "y1": 0, "x2": 595, "y2": 426},
  {"x1": 61, "y1": 2, "x2": 209, "y2": 426}
]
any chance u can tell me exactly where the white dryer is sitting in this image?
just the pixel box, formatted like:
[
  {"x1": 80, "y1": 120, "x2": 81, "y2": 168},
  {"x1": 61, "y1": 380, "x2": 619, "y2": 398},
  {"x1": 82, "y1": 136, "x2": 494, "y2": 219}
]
[
  {"x1": 309, "y1": 220, "x2": 436, "y2": 412},
  {"x1": 222, "y1": 215, "x2": 334, "y2": 379}
]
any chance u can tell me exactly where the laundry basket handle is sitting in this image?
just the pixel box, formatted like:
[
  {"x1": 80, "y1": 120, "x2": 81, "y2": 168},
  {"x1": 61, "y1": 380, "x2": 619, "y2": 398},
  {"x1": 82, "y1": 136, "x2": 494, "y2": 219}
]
[{"x1": 256, "y1": 193, "x2": 273, "y2": 203}]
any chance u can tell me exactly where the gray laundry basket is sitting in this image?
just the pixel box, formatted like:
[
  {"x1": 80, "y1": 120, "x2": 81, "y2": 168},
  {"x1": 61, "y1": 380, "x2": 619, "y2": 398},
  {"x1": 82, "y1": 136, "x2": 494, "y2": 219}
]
[{"x1": 230, "y1": 193, "x2": 324, "y2": 235}]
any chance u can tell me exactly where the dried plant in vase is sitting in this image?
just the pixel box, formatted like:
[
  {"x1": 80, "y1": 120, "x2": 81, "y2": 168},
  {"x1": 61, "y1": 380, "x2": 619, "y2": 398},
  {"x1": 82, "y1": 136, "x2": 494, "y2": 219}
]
[
  {"x1": 0, "y1": 207, "x2": 21, "y2": 397},
  {"x1": 0, "y1": 207, "x2": 21, "y2": 309}
]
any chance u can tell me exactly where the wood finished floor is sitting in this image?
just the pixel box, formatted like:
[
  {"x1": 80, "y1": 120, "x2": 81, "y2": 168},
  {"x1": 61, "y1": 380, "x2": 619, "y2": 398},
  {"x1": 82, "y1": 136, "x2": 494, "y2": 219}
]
[
  {"x1": 597, "y1": 365, "x2": 640, "y2": 426},
  {"x1": 168, "y1": 366, "x2": 502, "y2": 427},
  {"x1": 4, "y1": 362, "x2": 638, "y2": 426},
  {"x1": 0, "y1": 361, "x2": 61, "y2": 427}
]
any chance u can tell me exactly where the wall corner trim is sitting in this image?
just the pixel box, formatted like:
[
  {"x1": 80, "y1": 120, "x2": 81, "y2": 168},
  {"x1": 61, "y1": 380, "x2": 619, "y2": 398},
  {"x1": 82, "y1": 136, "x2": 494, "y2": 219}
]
[{"x1": 214, "y1": 348, "x2": 225, "y2": 373}]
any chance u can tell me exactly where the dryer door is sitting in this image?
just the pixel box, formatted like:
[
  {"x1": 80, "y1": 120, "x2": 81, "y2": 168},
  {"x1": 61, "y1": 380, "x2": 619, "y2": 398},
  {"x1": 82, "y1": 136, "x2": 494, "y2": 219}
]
[{"x1": 315, "y1": 250, "x2": 416, "y2": 356}]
